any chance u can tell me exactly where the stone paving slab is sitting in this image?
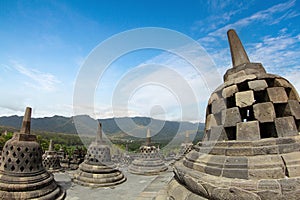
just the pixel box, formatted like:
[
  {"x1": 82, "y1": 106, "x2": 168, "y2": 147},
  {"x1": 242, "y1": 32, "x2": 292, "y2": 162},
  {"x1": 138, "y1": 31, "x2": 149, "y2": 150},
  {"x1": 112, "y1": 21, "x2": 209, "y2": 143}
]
[{"x1": 54, "y1": 168, "x2": 173, "y2": 200}]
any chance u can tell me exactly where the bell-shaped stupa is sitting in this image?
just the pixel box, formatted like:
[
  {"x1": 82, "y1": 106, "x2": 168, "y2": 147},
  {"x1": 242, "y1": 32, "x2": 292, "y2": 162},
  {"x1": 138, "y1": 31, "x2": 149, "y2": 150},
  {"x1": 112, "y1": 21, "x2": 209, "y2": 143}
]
[
  {"x1": 42, "y1": 139, "x2": 62, "y2": 172},
  {"x1": 165, "y1": 30, "x2": 300, "y2": 200},
  {"x1": 0, "y1": 107, "x2": 65, "y2": 199},
  {"x1": 73, "y1": 122, "x2": 126, "y2": 187},
  {"x1": 175, "y1": 132, "x2": 193, "y2": 161},
  {"x1": 129, "y1": 128, "x2": 167, "y2": 175}
]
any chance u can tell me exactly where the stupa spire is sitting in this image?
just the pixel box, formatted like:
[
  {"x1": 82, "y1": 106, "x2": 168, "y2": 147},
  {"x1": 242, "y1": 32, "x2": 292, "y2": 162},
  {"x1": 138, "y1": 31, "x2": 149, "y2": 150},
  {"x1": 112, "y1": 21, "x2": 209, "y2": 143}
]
[
  {"x1": 146, "y1": 128, "x2": 151, "y2": 146},
  {"x1": 20, "y1": 107, "x2": 31, "y2": 134},
  {"x1": 48, "y1": 139, "x2": 54, "y2": 151},
  {"x1": 96, "y1": 121, "x2": 103, "y2": 143},
  {"x1": 227, "y1": 29, "x2": 250, "y2": 67}
]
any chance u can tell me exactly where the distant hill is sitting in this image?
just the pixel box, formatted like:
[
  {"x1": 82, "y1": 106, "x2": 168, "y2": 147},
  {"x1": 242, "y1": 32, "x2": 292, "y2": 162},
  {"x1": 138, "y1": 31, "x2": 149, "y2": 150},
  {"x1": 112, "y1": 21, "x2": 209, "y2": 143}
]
[{"x1": 0, "y1": 115, "x2": 205, "y2": 143}]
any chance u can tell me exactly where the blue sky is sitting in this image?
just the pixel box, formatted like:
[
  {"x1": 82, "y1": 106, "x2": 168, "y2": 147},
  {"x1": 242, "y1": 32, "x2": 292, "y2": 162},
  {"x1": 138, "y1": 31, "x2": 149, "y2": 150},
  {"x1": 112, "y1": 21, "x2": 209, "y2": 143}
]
[{"x1": 0, "y1": 0, "x2": 299, "y2": 122}]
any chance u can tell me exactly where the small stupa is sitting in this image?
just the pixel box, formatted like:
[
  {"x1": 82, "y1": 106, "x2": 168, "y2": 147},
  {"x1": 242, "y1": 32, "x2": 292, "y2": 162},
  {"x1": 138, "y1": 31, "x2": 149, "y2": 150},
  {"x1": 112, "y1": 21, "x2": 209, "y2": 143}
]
[
  {"x1": 164, "y1": 29, "x2": 300, "y2": 200},
  {"x1": 175, "y1": 132, "x2": 193, "y2": 161},
  {"x1": 0, "y1": 107, "x2": 65, "y2": 199},
  {"x1": 73, "y1": 122, "x2": 126, "y2": 187},
  {"x1": 42, "y1": 139, "x2": 62, "y2": 172},
  {"x1": 129, "y1": 128, "x2": 167, "y2": 175}
]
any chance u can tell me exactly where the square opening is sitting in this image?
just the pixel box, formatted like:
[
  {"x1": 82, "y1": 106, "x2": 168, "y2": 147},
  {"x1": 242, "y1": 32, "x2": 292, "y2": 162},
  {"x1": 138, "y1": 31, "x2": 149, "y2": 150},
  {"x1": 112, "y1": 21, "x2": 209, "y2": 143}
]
[
  {"x1": 239, "y1": 106, "x2": 255, "y2": 122},
  {"x1": 237, "y1": 81, "x2": 249, "y2": 91},
  {"x1": 274, "y1": 103, "x2": 288, "y2": 118},
  {"x1": 226, "y1": 96, "x2": 236, "y2": 108},
  {"x1": 225, "y1": 127, "x2": 236, "y2": 140},
  {"x1": 285, "y1": 88, "x2": 298, "y2": 100},
  {"x1": 254, "y1": 90, "x2": 269, "y2": 103},
  {"x1": 265, "y1": 78, "x2": 275, "y2": 87},
  {"x1": 207, "y1": 104, "x2": 212, "y2": 115},
  {"x1": 296, "y1": 119, "x2": 300, "y2": 132},
  {"x1": 259, "y1": 122, "x2": 277, "y2": 138}
]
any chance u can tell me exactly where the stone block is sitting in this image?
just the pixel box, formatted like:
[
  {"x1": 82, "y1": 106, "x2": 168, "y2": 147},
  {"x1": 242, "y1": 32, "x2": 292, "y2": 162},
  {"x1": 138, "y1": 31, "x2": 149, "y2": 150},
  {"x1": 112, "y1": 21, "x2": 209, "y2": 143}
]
[
  {"x1": 205, "y1": 114, "x2": 218, "y2": 130},
  {"x1": 225, "y1": 70, "x2": 247, "y2": 82},
  {"x1": 222, "y1": 107, "x2": 242, "y2": 127},
  {"x1": 275, "y1": 117, "x2": 298, "y2": 137},
  {"x1": 211, "y1": 98, "x2": 226, "y2": 114},
  {"x1": 208, "y1": 92, "x2": 219, "y2": 105},
  {"x1": 211, "y1": 187, "x2": 261, "y2": 200},
  {"x1": 235, "y1": 91, "x2": 255, "y2": 108},
  {"x1": 274, "y1": 78, "x2": 291, "y2": 88},
  {"x1": 267, "y1": 87, "x2": 288, "y2": 103},
  {"x1": 253, "y1": 102, "x2": 276, "y2": 122},
  {"x1": 222, "y1": 85, "x2": 238, "y2": 98},
  {"x1": 248, "y1": 79, "x2": 268, "y2": 91},
  {"x1": 208, "y1": 125, "x2": 228, "y2": 141},
  {"x1": 284, "y1": 100, "x2": 300, "y2": 120},
  {"x1": 237, "y1": 121, "x2": 260, "y2": 141},
  {"x1": 281, "y1": 152, "x2": 300, "y2": 177}
]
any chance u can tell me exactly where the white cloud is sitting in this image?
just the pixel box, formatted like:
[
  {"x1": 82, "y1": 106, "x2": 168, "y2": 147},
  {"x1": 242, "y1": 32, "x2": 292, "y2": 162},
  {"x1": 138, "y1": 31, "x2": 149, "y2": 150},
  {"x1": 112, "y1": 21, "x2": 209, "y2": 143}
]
[{"x1": 11, "y1": 61, "x2": 60, "y2": 91}]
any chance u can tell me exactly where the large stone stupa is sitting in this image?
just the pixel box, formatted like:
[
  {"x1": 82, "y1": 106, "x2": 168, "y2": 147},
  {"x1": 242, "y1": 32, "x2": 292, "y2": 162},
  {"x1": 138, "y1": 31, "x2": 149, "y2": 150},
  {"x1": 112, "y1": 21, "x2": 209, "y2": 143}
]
[
  {"x1": 165, "y1": 29, "x2": 300, "y2": 200},
  {"x1": 129, "y1": 129, "x2": 168, "y2": 175},
  {"x1": 0, "y1": 107, "x2": 65, "y2": 199},
  {"x1": 73, "y1": 122, "x2": 126, "y2": 187}
]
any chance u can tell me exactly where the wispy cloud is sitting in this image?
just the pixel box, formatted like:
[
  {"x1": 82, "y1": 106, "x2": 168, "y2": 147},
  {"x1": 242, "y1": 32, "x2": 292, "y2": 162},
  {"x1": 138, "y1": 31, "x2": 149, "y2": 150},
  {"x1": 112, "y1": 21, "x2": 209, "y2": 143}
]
[
  {"x1": 199, "y1": 0, "x2": 298, "y2": 43},
  {"x1": 11, "y1": 61, "x2": 60, "y2": 91}
]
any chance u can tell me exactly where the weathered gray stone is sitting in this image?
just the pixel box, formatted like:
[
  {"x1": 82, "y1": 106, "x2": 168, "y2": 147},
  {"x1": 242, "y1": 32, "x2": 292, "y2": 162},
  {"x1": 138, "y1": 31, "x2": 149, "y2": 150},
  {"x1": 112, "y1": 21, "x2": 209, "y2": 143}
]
[
  {"x1": 237, "y1": 121, "x2": 260, "y2": 141},
  {"x1": 211, "y1": 187, "x2": 261, "y2": 200},
  {"x1": 253, "y1": 102, "x2": 276, "y2": 122},
  {"x1": 205, "y1": 114, "x2": 218, "y2": 130},
  {"x1": 275, "y1": 117, "x2": 298, "y2": 137},
  {"x1": 222, "y1": 85, "x2": 238, "y2": 98},
  {"x1": 267, "y1": 87, "x2": 288, "y2": 103},
  {"x1": 208, "y1": 92, "x2": 219, "y2": 105},
  {"x1": 211, "y1": 98, "x2": 226, "y2": 114},
  {"x1": 284, "y1": 100, "x2": 300, "y2": 119},
  {"x1": 274, "y1": 78, "x2": 291, "y2": 88},
  {"x1": 207, "y1": 125, "x2": 228, "y2": 141},
  {"x1": 281, "y1": 152, "x2": 300, "y2": 177},
  {"x1": 236, "y1": 90, "x2": 255, "y2": 108},
  {"x1": 248, "y1": 80, "x2": 268, "y2": 91},
  {"x1": 223, "y1": 107, "x2": 242, "y2": 127}
]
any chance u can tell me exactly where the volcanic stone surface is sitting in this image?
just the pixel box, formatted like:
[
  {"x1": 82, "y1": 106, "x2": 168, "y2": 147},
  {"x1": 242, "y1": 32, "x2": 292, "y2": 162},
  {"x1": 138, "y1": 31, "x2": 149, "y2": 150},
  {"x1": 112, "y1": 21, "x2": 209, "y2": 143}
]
[
  {"x1": 129, "y1": 129, "x2": 168, "y2": 175},
  {"x1": 163, "y1": 29, "x2": 300, "y2": 200},
  {"x1": 43, "y1": 139, "x2": 62, "y2": 172},
  {"x1": 0, "y1": 107, "x2": 65, "y2": 199},
  {"x1": 73, "y1": 122, "x2": 126, "y2": 187}
]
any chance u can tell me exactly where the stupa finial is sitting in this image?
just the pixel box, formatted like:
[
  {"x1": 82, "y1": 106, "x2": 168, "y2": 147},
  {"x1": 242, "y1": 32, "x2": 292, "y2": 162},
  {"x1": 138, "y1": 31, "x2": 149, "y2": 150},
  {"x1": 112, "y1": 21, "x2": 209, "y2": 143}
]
[
  {"x1": 146, "y1": 128, "x2": 151, "y2": 145},
  {"x1": 227, "y1": 29, "x2": 250, "y2": 67},
  {"x1": 20, "y1": 107, "x2": 31, "y2": 134},
  {"x1": 48, "y1": 139, "x2": 54, "y2": 151},
  {"x1": 185, "y1": 132, "x2": 190, "y2": 144},
  {"x1": 96, "y1": 121, "x2": 103, "y2": 143}
]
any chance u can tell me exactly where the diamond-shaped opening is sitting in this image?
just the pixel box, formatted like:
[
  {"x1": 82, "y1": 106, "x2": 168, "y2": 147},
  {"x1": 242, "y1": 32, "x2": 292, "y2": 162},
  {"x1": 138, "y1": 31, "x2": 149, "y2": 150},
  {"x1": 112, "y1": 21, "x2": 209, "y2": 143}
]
[
  {"x1": 25, "y1": 159, "x2": 29, "y2": 164},
  {"x1": 16, "y1": 159, "x2": 20, "y2": 164},
  {"x1": 12, "y1": 152, "x2": 17, "y2": 157},
  {"x1": 25, "y1": 147, "x2": 29, "y2": 152},
  {"x1": 4, "y1": 164, "x2": 7, "y2": 168},
  {"x1": 20, "y1": 166, "x2": 25, "y2": 172},
  {"x1": 2, "y1": 156, "x2": 5, "y2": 160},
  {"x1": 17, "y1": 147, "x2": 21, "y2": 151},
  {"x1": 29, "y1": 166, "x2": 33, "y2": 171},
  {"x1": 29, "y1": 153, "x2": 33, "y2": 158},
  {"x1": 7, "y1": 158, "x2": 11, "y2": 163},
  {"x1": 6, "y1": 151, "x2": 9, "y2": 155},
  {"x1": 11, "y1": 165, "x2": 15, "y2": 171},
  {"x1": 10, "y1": 146, "x2": 13, "y2": 150},
  {"x1": 21, "y1": 153, "x2": 25, "y2": 158}
]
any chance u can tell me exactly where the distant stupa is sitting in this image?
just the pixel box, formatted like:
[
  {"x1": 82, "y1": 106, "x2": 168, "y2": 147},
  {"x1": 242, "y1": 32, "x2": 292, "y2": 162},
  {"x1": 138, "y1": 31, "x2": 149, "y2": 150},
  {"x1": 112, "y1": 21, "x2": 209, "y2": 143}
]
[
  {"x1": 0, "y1": 107, "x2": 65, "y2": 199},
  {"x1": 42, "y1": 139, "x2": 62, "y2": 172},
  {"x1": 163, "y1": 29, "x2": 300, "y2": 199},
  {"x1": 129, "y1": 128, "x2": 167, "y2": 175},
  {"x1": 74, "y1": 121, "x2": 126, "y2": 187}
]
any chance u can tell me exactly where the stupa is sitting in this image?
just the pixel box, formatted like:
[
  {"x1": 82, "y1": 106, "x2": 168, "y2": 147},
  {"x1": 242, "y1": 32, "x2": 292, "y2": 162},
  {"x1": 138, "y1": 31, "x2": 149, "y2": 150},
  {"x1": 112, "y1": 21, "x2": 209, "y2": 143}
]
[
  {"x1": 175, "y1": 132, "x2": 193, "y2": 161},
  {"x1": 129, "y1": 129, "x2": 168, "y2": 175},
  {"x1": 0, "y1": 107, "x2": 65, "y2": 199},
  {"x1": 42, "y1": 139, "x2": 62, "y2": 172},
  {"x1": 73, "y1": 122, "x2": 126, "y2": 187},
  {"x1": 164, "y1": 29, "x2": 300, "y2": 199}
]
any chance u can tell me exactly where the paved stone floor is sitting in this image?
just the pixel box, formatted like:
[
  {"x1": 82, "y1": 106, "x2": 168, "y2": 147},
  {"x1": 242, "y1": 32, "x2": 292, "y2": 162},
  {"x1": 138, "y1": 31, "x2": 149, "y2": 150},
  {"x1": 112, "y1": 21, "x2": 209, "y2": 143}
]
[{"x1": 54, "y1": 167, "x2": 174, "y2": 200}]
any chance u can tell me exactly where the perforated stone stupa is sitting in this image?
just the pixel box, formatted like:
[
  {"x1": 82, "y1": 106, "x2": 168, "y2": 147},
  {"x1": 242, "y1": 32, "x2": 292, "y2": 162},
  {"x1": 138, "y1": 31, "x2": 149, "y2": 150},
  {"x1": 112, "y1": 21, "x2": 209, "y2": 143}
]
[
  {"x1": 73, "y1": 122, "x2": 126, "y2": 187},
  {"x1": 164, "y1": 29, "x2": 300, "y2": 200},
  {"x1": 175, "y1": 132, "x2": 193, "y2": 161},
  {"x1": 42, "y1": 139, "x2": 62, "y2": 172},
  {"x1": 0, "y1": 107, "x2": 65, "y2": 199},
  {"x1": 129, "y1": 129, "x2": 167, "y2": 175}
]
